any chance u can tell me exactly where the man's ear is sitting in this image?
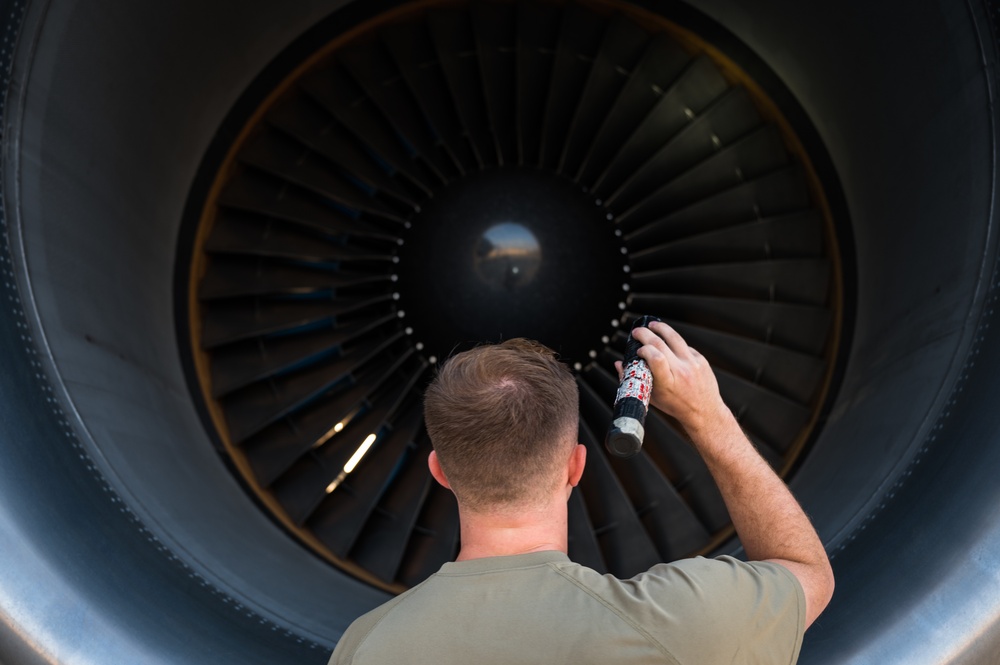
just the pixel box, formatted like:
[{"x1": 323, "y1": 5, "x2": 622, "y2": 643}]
[
  {"x1": 428, "y1": 450, "x2": 452, "y2": 490},
  {"x1": 568, "y1": 443, "x2": 586, "y2": 488}
]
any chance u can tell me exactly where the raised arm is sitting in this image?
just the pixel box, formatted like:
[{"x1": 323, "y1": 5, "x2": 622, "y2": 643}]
[{"x1": 626, "y1": 321, "x2": 835, "y2": 628}]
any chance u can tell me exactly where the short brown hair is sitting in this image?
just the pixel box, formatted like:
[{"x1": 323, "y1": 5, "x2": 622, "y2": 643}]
[{"x1": 423, "y1": 339, "x2": 579, "y2": 511}]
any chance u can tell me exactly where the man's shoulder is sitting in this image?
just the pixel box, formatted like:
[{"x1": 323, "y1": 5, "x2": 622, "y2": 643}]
[
  {"x1": 550, "y1": 554, "x2": 766, "y2": 590},
  {"x1": 553, "y1": 555, "x2": 803, "y2": 630},
  {"x1": 327, "y1": 584, "x2": 426, "y2": 664}
]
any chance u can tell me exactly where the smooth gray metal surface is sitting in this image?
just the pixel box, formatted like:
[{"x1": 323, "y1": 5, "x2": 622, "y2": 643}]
[
  {"x1": 0, "y1": 0, "x2": 998, "y2": 663},
  {"x1": 1, "y1": 0, "x2": 390, "y2": 660}
]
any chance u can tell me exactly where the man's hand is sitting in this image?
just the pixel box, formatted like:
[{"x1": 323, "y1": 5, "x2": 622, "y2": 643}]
[{"x1": 615, "y1": 321, "x2": 727, "y2": 441}]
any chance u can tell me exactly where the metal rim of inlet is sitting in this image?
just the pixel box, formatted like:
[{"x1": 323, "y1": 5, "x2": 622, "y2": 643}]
[{"x1": 181, "y1": 0, "x2": 846, "y2": 593}]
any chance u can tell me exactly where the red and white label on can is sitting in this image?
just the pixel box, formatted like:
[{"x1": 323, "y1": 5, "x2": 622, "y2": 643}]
[{"x1": 614, "y1": 359, "x2": 652, "y2": 408}]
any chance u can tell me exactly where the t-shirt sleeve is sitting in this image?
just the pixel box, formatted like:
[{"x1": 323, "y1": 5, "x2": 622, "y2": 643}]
[
  {"x1": 327, "y1": 615, "x2": 373, "y2": 665},
  {"x1": 595, "y1": 555, "x2": 806, "y2": 665},
  {"x1": 327, "y1": 592, "x2": 410, "y2": 665}
]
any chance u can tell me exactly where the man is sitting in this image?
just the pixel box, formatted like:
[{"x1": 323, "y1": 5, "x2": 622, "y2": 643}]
[{"x1": 329, "y1": 322, "x2": 834, "y2": 664}]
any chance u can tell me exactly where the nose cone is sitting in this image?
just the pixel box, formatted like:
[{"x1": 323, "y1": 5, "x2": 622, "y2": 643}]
[{"x1": 475, "y1": 222, "x2": 542, "y2": 290}]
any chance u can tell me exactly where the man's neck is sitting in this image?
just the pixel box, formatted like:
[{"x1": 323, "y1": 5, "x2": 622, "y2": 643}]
[{"x1": 454, "y1": 500, "x2": 569, "y2": 561}]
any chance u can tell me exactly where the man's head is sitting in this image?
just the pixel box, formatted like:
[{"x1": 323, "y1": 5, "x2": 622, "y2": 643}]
[{"x1": 423, "y1": 338, "x2": 580, "y2": 513}]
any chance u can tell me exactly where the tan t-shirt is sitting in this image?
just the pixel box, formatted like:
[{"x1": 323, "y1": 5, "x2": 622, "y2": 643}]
[{"x1": 329, "y1": 552, "x2": 805, "y2": 665}]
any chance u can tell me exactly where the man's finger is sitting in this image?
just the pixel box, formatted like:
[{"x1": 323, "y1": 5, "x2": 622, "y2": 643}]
[
  {"x1": 632, "y1": 328, "x2": 677, "y2": 376},
  {"x1": 630, "y1": 325, "x2": 675, "y2": 361},
  {"x1": 648, "y1": 321, "x2": 695, "y2": 359}
]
